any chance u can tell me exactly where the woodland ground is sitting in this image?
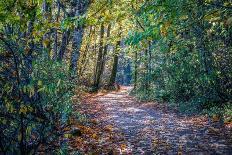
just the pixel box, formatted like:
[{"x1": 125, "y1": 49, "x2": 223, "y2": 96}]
[{"x1": 69, "y1": 86, "x2": 232, "y2": 154}]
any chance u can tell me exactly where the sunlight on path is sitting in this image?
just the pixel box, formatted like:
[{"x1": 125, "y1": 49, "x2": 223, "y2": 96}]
[{"x1": 75, "y1": 86, "x2": 232, "y2": 154}]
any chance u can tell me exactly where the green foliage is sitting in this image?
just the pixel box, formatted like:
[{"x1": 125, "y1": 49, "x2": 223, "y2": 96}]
[
  {"x1": 224, "y1": 104, "x2": 232, "y2": 123},
  {"x1": 0, "y1": 0, "x2": 79, "y2": 154},
  {"x1": 61, "y1": 15, "x2": 87, "y2": 31},
  {"x1": 0, "y1": 57, "x2": 75, "y2": 153},
  {"x1": 0, "y1": 0, "x2": 231, "y2": 153},
  {"x1": 32, "y1": 59, "x2": 75, "y2": 120},
  {"x1": 126, "y1": 0, "x2": 232, "y2": 115}
]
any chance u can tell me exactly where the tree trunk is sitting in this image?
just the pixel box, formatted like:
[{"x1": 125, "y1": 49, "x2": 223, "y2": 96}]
[
  {"x1": 108, "y1": 41, "x2": 120, "y2": 86},
  {"x1": 144, "y1": 41, "x2": 152, "y2": 91},
  {"x1": 69, "y1": 0, "x2": 90, "y2": 74},
  {"x1": 42, "y1": 0, "x2": 52, "y2": 59},
  {"x1": 58, "y1": 30, "x2": 70, "y2": 61},
  {"x1": 53, "y1": 29, "x2": 58, "y2": 60},
  {"x1": 23, "y1": 15, "x2": 35, "y2": 86},
  {"x1": 144, "y1": 48, "x2": 149, "y2": 92},
  {"x1": 69, "y1": 27, "x2": 84, "y2": 73},
  {"x1": 124, "y1": 61, "x2": 132, "y2": 85},
  {"x1": 79, "y1": 26, "x2": 92, "y2": 77},
  {"x1": 134, "y1": 50, "x2": 138, "y2": 89},
  {"x1": 148, "y1": 42, "x2": 152, "y2": 85},
  {"x1": 52, "y1": 0, "x2": 60, "y2": 60},
  {"x1": 100, "y1": 24, "x2": 111, "y2": 80},
  {"x1": 93, "y1": 23, "x2": 105, "y2": 88}
]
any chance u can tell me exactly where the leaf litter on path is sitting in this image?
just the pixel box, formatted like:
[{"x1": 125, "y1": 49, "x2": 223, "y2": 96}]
[{"x1": 69, "y1": 86, "x2": 232, "y2": 154}]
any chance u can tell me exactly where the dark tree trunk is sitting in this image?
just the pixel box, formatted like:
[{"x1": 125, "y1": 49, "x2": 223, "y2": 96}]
[
  {"x1": 52, "y1": 0, "x2": 60, "y2": 60},
  {"x1": 53, "y1": 29, "x2": 58, "y2": 60},
  {"x1": 144, "y1": 41, "x2": 152, "y2": 91},
  {"x1": 70, "y1": 27, "x2": 84, "y2": 73},
  {"x1": 100, "y1": 24, "x2": 111, "y2": 80},
  {"x1": 58, "y1": 30, "x2": 70, "y2": 61},
  {"x1": 108, "y1": 41, "x2": 120, "y2": 86},
  {"x1": 144, "y1": 48, "x2": 149, "y2": 91},
  {"x1": 124, "y1": 61, "x2": 132, "y2": 85},
  {"x1": 148, "y1": 41, "x2": 152, "y2": 79},
  {"x1": 93, "y1": 23, "x2": 105, "y2": 88},
  {"x1": 69, "y1": 0, "x2": 91, "y2": 74},
  {"x1": 79, "y1": 26, "x2": 93, "y2": 77},
  {"x1": 42, "y1": 0, "x2": 52, "y2": 59},
  {"x1": 134, "y1": 50, "x2": 138, "y2": 89},
  {"x1": 23, "y1": 15, "x2": 36, "y2": 86}
]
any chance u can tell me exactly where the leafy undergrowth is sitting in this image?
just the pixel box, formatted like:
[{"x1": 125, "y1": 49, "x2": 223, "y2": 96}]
[{"x1": 130, "y1": 89, "x2": 232, "y2": 125}]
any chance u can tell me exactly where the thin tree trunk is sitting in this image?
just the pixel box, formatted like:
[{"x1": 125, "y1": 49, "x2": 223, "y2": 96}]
[
  {"x1": 125, "y1": 62, "x2": 132, "y2": 85},
  {"x1": 148, "y1": 41, "x2": 152, "y2": 85},
  {"x1": 79, "y1": 44, "x2": 89, "y2": 77},
  {"x1": 53, "y1": 29, "x2": 58, "y2": 60},
  {"x1": 23, "y1": 15, "x2": 35, "y2": 86},
  {"x1": 144, "y1": 41, "x2": 152, "y2": 91},
  {"x1": 99, "y1": 23, "x2": 111, "y2": 81},
  {"x1": 108, "y1": 40, "x2": 120, "y2": 86},
  {"x1": 134, "y1": 50, "x2": 138, "y2": 90},
  {"x1": 93, "y1": 23, "x2": 105, "y2": 88},
  {"x1": 79, "y1": 26, "x2": 92, "y2": 77},
  {"x1": 52, "y1": 0, "x2": 60, "y2": 60},
  {"x1": 42, "y1": 0, "x2": 52, "y2": 59}
]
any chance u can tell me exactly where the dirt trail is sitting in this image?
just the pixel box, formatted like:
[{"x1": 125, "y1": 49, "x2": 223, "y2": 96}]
[{"x1": 71, "y1": 86, "x2": 232, "y2": 154}]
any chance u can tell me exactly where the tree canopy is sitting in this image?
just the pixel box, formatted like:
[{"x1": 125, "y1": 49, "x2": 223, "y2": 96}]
[{"x1": 0, "y1": 0, "x2": 231, "y2": 154}]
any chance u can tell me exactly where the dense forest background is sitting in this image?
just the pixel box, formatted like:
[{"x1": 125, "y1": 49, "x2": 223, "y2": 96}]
[{"x1": 0, "y1": 0, "x2": 231, "y2": 154}]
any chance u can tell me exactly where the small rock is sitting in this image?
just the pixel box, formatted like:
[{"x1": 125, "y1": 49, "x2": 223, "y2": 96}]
[{"x1": 71, "y1": 127, "x2": 82, "y2": 137}]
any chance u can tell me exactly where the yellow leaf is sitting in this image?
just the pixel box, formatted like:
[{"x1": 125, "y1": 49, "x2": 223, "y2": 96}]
[
  {"x1": 38, "y1": 80, "x2": 43, "y2": 86},
  {"x1": 19, "y1": 105, "x2": 28, "y2": 114},
  {"x1": 92, "y1": 133, "x2": 98, "y2": 139},
  {"x1": 28, "y1": 106, "x2": 33, "y2": 112},
  {"x1": 104, "y1": 125, "x2": 113, "y2": 132},
  {"x1": 120, "y1": 144, "x2": 127, "y2": 151},
  {"x1": 64, "y1": 134, "x2": 72, "y2": 138},
  {"x1": 43, "y1": 39, "x2": 50, "y2": 47}
]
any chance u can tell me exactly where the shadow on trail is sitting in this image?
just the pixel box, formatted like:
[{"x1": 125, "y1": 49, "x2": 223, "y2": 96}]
[{"x1": 78, "y1": 86, "x2": 232, "y2": 154}]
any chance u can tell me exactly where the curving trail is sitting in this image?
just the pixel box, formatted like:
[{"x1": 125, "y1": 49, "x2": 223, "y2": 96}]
[{"x1": 71, "y1": 86, "x2": 232, "y2": 154}]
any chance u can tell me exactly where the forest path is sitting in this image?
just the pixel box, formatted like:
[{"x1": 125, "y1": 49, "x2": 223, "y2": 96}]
[{"x1": 70, "y1": 86, "x2": 232, "y2": 154}]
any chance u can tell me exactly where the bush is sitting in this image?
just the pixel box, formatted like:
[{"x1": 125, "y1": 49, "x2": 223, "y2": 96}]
[{"x1": 0, "y1": 58, "x2": 75, "y2": 154}]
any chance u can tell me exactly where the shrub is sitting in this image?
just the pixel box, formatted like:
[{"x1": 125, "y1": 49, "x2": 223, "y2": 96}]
[{"x1": 0, "y1": 58, "x2": 75, "y2": 154}]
